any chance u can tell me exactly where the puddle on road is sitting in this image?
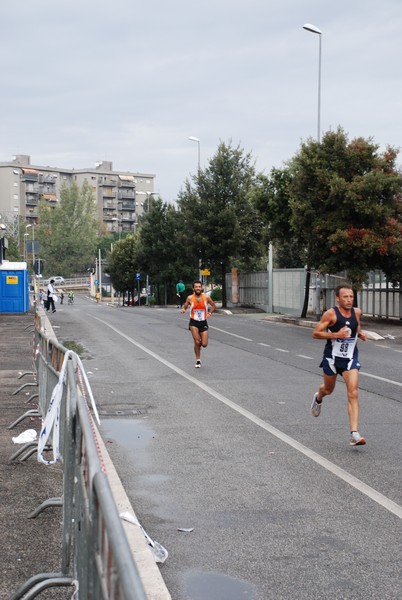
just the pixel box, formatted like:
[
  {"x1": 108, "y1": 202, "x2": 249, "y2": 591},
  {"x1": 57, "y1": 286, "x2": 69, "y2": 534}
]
[
  {"x1": 184, "y1": 571, "x2": 257, "y2": 600},
  {"x1": 101, "y1": 419, "x2": 155, "y2": 451}
]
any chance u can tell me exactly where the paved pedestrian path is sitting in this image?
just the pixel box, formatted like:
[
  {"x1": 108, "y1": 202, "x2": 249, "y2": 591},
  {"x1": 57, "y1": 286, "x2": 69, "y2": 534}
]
[{"x1": 0, "y1": 311, "x2": 71, "y2": 599}]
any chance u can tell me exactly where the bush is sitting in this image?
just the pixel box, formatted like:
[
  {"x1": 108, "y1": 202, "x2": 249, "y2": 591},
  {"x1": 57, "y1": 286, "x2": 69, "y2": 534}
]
[{"x1": 210, "y1": 287, "x2": 222, "y2": 301}]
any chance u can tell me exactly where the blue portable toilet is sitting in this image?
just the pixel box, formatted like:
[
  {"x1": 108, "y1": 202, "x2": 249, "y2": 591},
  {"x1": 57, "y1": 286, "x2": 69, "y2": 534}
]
[{"x1": 0, "y1": 261, "x2": 29, "y2": 313}]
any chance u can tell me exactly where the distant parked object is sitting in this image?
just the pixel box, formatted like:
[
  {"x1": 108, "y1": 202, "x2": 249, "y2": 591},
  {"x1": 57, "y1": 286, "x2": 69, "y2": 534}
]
[{"x1": 44, "y1": 276, "x2": 65, "y2": 285}]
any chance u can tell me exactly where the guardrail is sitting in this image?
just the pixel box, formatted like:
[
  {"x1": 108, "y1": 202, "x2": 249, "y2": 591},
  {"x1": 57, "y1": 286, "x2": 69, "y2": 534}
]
[
  {"x1": 39, "y1": 277, "x2": 89, "y2": 289},
  {"x1": 10, "y1": 308, "x2": 148, "y2": 600}
]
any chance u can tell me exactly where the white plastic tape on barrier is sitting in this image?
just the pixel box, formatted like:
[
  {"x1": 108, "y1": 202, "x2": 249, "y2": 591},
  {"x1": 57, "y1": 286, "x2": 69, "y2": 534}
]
[
  {"x1": 37, "y1": 349, "x2": 100, "y2": 465},
  {"x1": 37, "y1": 351, "x2": 71, "y2": 465},
  {"x1": 75, "y1": 354, "x2": 100, "y2": 426}
]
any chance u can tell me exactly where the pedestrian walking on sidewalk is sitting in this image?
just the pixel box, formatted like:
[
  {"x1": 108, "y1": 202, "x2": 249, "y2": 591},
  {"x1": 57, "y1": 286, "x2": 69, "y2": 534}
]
[
  {"x1": 176, "y1": 279, "x2": 185, "y2": 308},
  {"x1": 47, "y1": 279, "x2": 57, "y2": 313},
  {"x1": 181, "y1": 280, "x2": 216, "y2": 368},
  {"x1": 311, "y1": 283, "x2": 367, "y2": 446}
]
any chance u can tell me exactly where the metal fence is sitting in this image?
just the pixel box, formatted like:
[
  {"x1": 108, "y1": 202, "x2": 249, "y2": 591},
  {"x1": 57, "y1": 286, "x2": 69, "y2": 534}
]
[
  {"x1": 226, "y1": 269, "x2": 402, "y2": 319},
  {"x1": 10, "y1": 308, "x2": 148, "y2": 600}
]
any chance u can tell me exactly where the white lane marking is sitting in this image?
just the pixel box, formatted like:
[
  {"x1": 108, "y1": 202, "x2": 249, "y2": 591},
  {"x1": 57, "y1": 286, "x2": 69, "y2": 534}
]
[
  {"x1": 209, "y1": 325, "x2": 252, "y2": 342},
  {"x1": 360, "y1": 371, "x2": 402, "y2": 388},
  {"x1": 258, "y1": 343, "x2": 271, "y2": 347},
  {"x1": 373, "y1": 344, "x2": 402, "y2": 355},
  {"x1": 91, "y1": 315, "x2": 402, "y2": 520},
  {"x1": 275, "y1": 348, "x2": 289, "y2": 353},
  {"x1": 297, "y1": 354, "x2": 314, "y2": 360}
]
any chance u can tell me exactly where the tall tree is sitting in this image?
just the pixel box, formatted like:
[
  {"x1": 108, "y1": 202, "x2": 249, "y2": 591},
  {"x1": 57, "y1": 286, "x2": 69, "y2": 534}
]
[
  {"x1": 108, "y1": 233, "x2": 140, "y2": 300},
  {"x1": 289, "y1": 128, "x2": 402, "y2": 302},
  {"x1": 178, "y1": 141, "x2": 263, "y2": 307},
  {"x1": 251, "y1": 168, "x2": 304, "y2": 268},
  {"x1": 37, "y1": 181, "x2": 100, "y2": 276},
  {"x1": 136, "y1": 199, "x2": 194, "y2": 303}
]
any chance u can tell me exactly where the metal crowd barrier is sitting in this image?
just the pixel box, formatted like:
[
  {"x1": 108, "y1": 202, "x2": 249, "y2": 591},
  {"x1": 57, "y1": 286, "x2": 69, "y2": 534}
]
[{"x1": 11, "y1": 309, "x2": 148, "y2": 600}]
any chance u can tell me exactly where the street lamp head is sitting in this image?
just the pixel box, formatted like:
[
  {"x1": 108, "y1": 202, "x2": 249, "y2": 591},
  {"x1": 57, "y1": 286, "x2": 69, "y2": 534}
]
[
  {"x1": 188, "y1": 136, "x2": 200, "y2": 143},
  {"x1": 303, "y1": 23, "x2": 322, "y2": 35},
  {"x1": 26, "y1": 223, "x2": 32, "y2": 229}
]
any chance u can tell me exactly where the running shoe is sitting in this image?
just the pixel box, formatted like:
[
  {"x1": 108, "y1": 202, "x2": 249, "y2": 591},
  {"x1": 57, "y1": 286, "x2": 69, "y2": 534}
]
[
  {"x1": 350, "y1": 431, "x2": 366, "y2": 446},
  {"x1": 195, "y1": 360, "x2": 201, "y2": 369},
  {"x1": 311, "y1": 392, "x2": 322, "y2": 417}
]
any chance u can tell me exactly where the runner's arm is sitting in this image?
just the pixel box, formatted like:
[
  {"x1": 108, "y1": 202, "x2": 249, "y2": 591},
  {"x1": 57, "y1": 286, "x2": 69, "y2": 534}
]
[
  {"x1": 206, "y1": 296, "x2": 216, "y2": 317},
  {"x1": 181, "y1": 296, "x2": 191, "y2": 313},
  {"x1": 312, "y1": 308, "x2": 339, "y2": 340},
  {"x1": 355, "y1": 308, "x2": 367, "y2": 341}
]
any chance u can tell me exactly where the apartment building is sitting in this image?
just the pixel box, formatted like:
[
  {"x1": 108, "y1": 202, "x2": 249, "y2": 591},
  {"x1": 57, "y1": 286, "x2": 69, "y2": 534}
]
[{"x1": 0, "y1": 155, "x2": 156, "y2": 234}]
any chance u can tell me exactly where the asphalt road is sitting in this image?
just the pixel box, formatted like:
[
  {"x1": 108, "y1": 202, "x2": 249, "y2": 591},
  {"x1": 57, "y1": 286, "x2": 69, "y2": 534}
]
[{"x1": 51, "y1": 295, "x2": 402, "y2": 600}]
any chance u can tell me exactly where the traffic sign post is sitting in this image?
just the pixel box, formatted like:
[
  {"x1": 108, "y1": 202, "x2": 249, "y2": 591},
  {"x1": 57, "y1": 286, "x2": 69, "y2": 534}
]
[{"x1": 136, "y1": 273, "x2": 141, "y2": 305}]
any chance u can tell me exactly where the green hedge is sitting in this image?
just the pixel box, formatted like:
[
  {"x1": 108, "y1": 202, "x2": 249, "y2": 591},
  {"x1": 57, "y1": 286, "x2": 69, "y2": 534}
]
[{"x1": 210, "y1": 287, "x2": 222, "y2": 301}]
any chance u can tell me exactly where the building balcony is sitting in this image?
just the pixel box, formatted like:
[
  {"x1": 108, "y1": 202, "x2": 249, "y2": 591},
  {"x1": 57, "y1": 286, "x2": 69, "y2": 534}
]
[
  {"x1": 121, "y1": 201, "x2": 135, "y2": 210},
  {"x1": 25, "y1": 196, "x2": 39, "y2": 206},
  {"x1": 118, "y1": 190, "x2": 135, "y2": 199},
  {"x1": 103, "y1": 212, "x2": 118, "y2": 221},
  {"x1": 100, "y1": 189, "x2": 117, "y2": 198},
  {"x1": 98, "y1": 177, "x2": 117, "y2": 186}
]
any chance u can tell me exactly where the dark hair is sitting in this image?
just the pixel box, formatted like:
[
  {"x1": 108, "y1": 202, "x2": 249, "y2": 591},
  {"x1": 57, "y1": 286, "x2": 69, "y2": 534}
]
[
  {"x1": 335, "y1": 283, "x2": 353, "y2": 296},
  {"x1": 193, "y1": 280, "x2": 202, "y2": 286}
]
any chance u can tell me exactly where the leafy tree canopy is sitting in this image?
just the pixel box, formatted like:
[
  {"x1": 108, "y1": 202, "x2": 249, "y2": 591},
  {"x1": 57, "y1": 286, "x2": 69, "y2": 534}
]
[
  {"x1": 289, "y1": 127, "x2": 402, "y2": 285},
  {"x1": 178, "y1": 141, "x2": 265, "y2": 305},
  {"x1": 37, "y1": 181, "x2": 100, "y2": 276},
  {"x1": 108, "y1": 199, "x2": 196, "y2": 304},
  {"x1": 107, "y1": 233, "x2": 140, "y2": 293},
  {"x1": 136, "y1": 198, "x2": 193, "y2": 286},
  {"x1": 251, "y1": 168, "x2": 304, "y2": 268}
]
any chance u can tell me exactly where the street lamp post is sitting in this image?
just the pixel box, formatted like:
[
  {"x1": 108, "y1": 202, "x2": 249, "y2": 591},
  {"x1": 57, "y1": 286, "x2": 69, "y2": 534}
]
[
  {"x1": 25, "y1": 224, "x2": 32, "y2": 266},
  {"x1": 303, "y1": 23, "x2": 322, "y2": 142},
  {"x1": 24, "y1": 233, "x2": 29, "y2": 263},
  {"x1": 303, "y1": 23, "x2": 323, "y2": 320},
  {"x1": 188, "y1": 136, "x2": 201, "y2": 171},
  {"x1": 188, "y1": 136, "x2": 202, "y2": 279},
  {"x1": 32, "y1": 223, "x2": 35, "y2": 267},
  {"x1": 135, "y1": 191, "x2": 159, "y2": 215},
  {"x1": 111, "y1": 217, "x2": 121, "y2": 240}
]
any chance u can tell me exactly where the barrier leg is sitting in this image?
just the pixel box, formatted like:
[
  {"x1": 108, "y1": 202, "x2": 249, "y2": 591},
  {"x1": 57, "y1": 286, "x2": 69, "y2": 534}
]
[
  {"x1": 12, "y1": 382, "x2": 38, "y2": 395},
  {"x1": 10, "y1": 442, "x2": 51, "y2": 463},
  {"x1": 26, "y1": 393, "x2": 39, "y2": 404},
  {"x1": 29, "y1": 497, "x2": 63, "y2": 518},
  {"x1": 17, "y1": 371, "x2": 34, "y2": 379},
  {"x1": 8, "y1": 409, "x2": 40, "y2": 429},
  {"x1": 9, "y1": 573, "x2": 74, "y2": 600}
]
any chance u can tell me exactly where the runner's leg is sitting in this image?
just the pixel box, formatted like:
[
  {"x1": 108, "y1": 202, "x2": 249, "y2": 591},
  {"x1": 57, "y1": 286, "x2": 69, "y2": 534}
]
[
  {"x1": 200, "y1": 330, "x2": 209, "y2": 349},
  {"x1": 317, "y1": 373, "x2": 337, "y2": 401},
  {"x1": 342, "y1": 369, "x2": 360, "y2": 432},
  {"x1": 190, "y1": 325, "x2": 202, "y2": 360}
]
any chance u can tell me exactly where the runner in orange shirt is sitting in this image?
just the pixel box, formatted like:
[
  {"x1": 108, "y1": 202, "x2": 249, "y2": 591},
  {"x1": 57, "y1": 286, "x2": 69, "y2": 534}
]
[{"x1": 181, "y1": 280, "x2": 216, "y2": 368}]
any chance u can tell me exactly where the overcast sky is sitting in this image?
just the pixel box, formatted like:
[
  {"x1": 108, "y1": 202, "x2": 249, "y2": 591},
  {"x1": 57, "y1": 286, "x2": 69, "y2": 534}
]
[{"x1": 1, "y1": 1, "x2": 401, "y2": 203}]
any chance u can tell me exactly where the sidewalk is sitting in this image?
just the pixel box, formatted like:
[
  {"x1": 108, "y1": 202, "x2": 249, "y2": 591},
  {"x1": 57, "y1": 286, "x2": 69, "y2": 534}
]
[
  {"x1": 0, "y1": 311, "x2": 69, "y2": 600},
  {"x1": 221, "y1": 306, "x2": 402, "y2": 341}
]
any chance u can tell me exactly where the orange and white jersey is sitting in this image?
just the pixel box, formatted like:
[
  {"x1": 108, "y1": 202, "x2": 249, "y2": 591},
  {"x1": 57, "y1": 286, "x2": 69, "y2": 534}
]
[{"x1": 189, "y1": 293, "x2": 208, "y2": 321}]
